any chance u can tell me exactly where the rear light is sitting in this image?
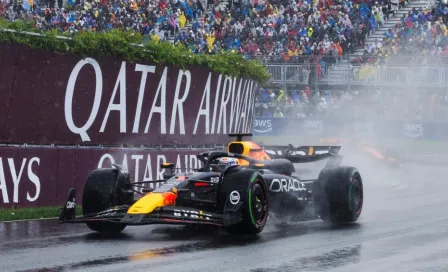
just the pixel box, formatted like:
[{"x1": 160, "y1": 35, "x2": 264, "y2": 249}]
[{"x1": 194, "y1": 182, "x2": 209, "y2": 187}]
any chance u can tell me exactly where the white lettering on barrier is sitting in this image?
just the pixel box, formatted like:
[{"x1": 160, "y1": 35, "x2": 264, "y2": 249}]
[
  {"x1": 133, "y1": 64, "x2": 156, "y2": 133},
  {"x1": 144, "y1": 67, "x2": 167, "y2": 134},
  {"x1": 194, "y1": 73, "x2": 211, "y2": 134},
  {"x1": 132, "y1": 155, "x2": 144, "y2": 183},
  {"x1": 0, "y1": 157, "x2": 41, "y2": 204},
  {"x1": 65, "y1": 59, "x2": 256, "y2": 142},
  {"x1": 254, "y1": 119, "x2": 272, "y2": 133},
  {"x1": 170, "y1": 70, "x2": 191, "y2": 135},
  {"x1": 65, "y1": 58, "x2": 103, "y2": 142},
  {"x1": 100, "y1": 61, "x2": 127, "y2": 133},
  {"x1": 97, "y1": 153, "x2": 203, "y2": 191},
  {"x1": 210, "y1": 74, "x2": 222, "y2": 134},
  {"x1": 404, "y1": 123, "x2": 423, "y2": 138},
  {"x1": 27, "y1": 158, "x2": 41, "y2": 202},
  {"x1": 303, "y1": 120, "x2": 323, "y2": 135},
  {"x1": 216, "y1": 76, "x2": 232, "y2": 134}
]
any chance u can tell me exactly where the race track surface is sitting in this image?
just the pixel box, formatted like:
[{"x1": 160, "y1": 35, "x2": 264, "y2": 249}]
[{"x1": 2, "y1": 161, "x2": 448, "y2": 272}]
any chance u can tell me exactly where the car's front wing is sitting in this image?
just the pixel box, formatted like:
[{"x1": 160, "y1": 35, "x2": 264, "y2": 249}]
[{"x1": 59, "y1": 206, "x2": 224, "y2": 227}]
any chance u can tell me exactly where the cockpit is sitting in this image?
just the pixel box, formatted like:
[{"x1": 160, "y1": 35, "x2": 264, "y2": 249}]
[
  {"x1": 206, "y1": 157, "x2": 243, "y2": 172},
  {"x1": 227, "y1": 141, "x2": 272, "y2": 162}
]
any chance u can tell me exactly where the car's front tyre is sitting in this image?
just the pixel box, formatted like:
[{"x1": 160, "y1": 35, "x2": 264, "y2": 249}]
[
  {"x1": 82, "y1": 168, "x2": 132, "y2": 234},
  {"x1": 223, "y1": 171, "x2": 269, "y2": 235}
]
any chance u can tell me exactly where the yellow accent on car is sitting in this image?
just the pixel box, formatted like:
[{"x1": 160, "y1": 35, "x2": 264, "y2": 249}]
[
  {"x1": 308, "y1": 146, "x2": 314, "y2": 155},
  {"x1": 127, "y1": 193, "x2": 165, "y2": 214}
]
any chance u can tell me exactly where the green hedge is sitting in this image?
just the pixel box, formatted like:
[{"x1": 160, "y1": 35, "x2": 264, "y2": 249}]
[{"x1": 0, "y1": 18, "x2": 270, "y2": 82}]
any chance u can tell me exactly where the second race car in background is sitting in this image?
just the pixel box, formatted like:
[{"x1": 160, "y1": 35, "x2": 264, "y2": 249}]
[{"x1": 319, "y1": 137, "x2": 404, "y2": 167}]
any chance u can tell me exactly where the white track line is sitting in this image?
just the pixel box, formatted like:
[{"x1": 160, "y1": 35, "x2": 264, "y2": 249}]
[{"x1": 392, "y1": 180, "x2": 408, "y2": 190}]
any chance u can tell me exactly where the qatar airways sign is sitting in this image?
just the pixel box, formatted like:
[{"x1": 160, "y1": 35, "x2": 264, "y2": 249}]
[
  {"x1": 0, "y1": 147, "x2": 206, "y2": 208},
  {"x1": 64, "y1": 58, "x2": 256, "y2": 143},
  {"x1": 0, "y1": 45, "x2": 258, "y2": 145}
]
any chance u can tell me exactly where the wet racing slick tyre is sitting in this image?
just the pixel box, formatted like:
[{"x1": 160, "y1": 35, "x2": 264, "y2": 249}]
[
  {"x1": 82, "y1": 168, "x2": 132, "y2": 234},
  {"x1": 312, "y1": 166, "x2": 363, "y2": 225},
  {"x1": 223, "y1": 170, "x2": 269, "y2": 235}
]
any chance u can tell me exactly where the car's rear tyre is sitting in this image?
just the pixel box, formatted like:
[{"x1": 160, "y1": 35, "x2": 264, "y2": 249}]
[
  {"x1": 224, "y1": 171, "x2": 269, "y2": 235},
  {"x1": 313, "y1": 166, "x2": 363, "y2": 224},
  {"x1": 82, "y1": 168, "x2": 132, "y2": 234}
]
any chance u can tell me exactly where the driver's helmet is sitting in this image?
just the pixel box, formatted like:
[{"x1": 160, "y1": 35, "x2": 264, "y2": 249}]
[{"x1": 217, "y1": 157, "x2": 239, "y2": 171}]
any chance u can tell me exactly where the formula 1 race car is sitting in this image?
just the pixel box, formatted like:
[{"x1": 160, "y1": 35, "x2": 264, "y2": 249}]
[{"x1": 59, "y1": 134, "x2": 364, "y2": 235}]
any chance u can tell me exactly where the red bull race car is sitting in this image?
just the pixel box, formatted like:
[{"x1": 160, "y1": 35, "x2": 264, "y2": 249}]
[{"x1": 59, "y1": 134, "x2": 364, "y2": 235}]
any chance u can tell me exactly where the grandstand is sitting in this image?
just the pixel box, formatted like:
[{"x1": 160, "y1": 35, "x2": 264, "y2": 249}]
[
  {"x1": 2, "y1": 0, "x2": 448, "y2": 92},
  {"x1": 318, "y1": 0, "x2": 438, "y2": 86}
]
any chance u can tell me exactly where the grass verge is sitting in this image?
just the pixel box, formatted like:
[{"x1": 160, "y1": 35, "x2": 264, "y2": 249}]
[{"x1": 0, "y1": 206, "x2": 82, "y2": 222}]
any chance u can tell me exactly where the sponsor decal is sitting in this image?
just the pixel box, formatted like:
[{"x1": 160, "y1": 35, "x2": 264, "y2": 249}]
[
  {"x1": 96, "y1": 211, "x2": 117, "y2": 217},
  {"x1": 263, "y1": 148, "x2": 329, "y2": 157},
  {"x1": 269, "y1": 178, "x2": 306, "y2": 193},
  {"x1": 253, "y1": 119, "x2": 272, "y2": 133},
  {"x1": 230, "y1": 190, "x2": 240, "y2": 204},
  {"x1": 303, "y1": 120, "x2": 323, "y2": 135},
  {"x1": 0, "y1": 157, "x2": 41, "y2": 205},
  {"x1": 96, "y1": 207, "x2": 119, "y2": 217},
  {"x1": 173, "y1": 209, "x2": 212, "y2": 220},
  {"x1": 154, "y1": 178, "x2": 183, "y2": 193},
  {"x1": 162, "y1": 192, "x2": 177, "y2": 206},
  {"x1": 66, "y1": 201, "x2": 76, "y2": 209},
  {"x1": 64, "y1": 58, "x2": 257, "y2": 143},
  {"x1": 404, "y1": 123, "x2": 423, "y2": 138},
  {"x1": 210, "y1": 177, "x2": 220, "y2": 184}
]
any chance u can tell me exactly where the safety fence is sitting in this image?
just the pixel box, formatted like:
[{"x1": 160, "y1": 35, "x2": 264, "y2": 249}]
[
  {"x1": 253, "y1": 117, "x2": 448, "y2": 141},
  {"x1": 266, "y1": 64, "x2": 448, "y2": 87},
  {"x1": 249, "y1": 55, "x2": 448, "y2": 88}
]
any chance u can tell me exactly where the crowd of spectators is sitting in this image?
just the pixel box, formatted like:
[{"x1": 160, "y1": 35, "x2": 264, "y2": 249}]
[
  {"x1": 0, "y1": 0, "x2": 206, "y2": 39},
  {"x1": 3, "y1": 0, "x2": 448, "y2": 121},
  {"x1": 255, "y1": 87, "x2": 448, "y2": 121},
  {"x1": 0, "y1": 0, "x2": 396, "y2": 59},
  {"x1": 351, "y1": 0, "x2": 448, "y2": 69}
]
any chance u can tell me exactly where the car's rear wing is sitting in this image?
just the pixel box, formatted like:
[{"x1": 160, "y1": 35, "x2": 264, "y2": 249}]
[
  {"x1": 261, "y1": 144, "x2": 341, "y2": 157},
  {"x1": 260, "y1": 144, "x2": 343, "y2": 166}
]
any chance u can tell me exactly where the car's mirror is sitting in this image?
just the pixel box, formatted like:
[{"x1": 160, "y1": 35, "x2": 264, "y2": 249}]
[{"x1": 253, "y1": 163, "x2": 269, "y2": 169}]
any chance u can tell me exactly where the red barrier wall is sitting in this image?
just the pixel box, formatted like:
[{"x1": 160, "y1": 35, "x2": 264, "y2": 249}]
[
  {"x1": 0, "y1": 147, "x2": 206, "y2": 208},
  {"x1": 0, "y1": 42, "x2": 260, "y2": 208},
  {"x1": 0, "y1": 43, "x2": 258, "y2": 145}
]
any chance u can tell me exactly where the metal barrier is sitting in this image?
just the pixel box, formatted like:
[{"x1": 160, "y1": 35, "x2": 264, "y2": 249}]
[
  {"x1": 250, "y1": 55, "x2": 448, "y2": 88},
  {"x1": 265, "y1": 62, "x2": 448, "y2": 88}
]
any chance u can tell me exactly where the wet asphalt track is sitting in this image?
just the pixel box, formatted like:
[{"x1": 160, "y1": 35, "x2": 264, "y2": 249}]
[{"x1": 2, "y1": 159, "x2": 448, "y2": 272}]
